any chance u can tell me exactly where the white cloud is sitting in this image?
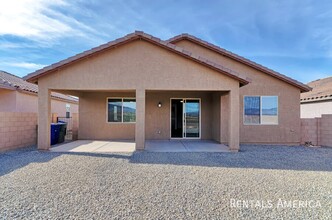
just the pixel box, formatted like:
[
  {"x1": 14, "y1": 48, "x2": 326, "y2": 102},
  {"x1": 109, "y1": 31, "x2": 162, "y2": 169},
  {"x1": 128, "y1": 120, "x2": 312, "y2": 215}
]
[
  {"x1": 0, "y1": 0, "x2": 101, "y2": 44},
  {"x1": 0, "y1": 1, "x2": 66, "y2": 38},
  {"x1": 0, "y1": 62, "x2": 45, "y2": 69}
]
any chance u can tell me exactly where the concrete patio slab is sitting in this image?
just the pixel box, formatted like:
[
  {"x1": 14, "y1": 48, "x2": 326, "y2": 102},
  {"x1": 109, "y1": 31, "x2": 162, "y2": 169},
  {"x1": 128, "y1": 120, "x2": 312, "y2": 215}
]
[
  {"x1": 145, "y1": 140, "x2": 229, "y2": 152},
  {"x1": 51, "y1": 140, "x2": 136, "y2": 153},
  {"x1": 145, "y1": 140, "x2": 186, "y2": 152},
  {"x1": 51, "y1": 140, "x2": 229, "y2": 153},
  {"x1": 182, "y1": 140, "x2": 229, "y2": 152}
]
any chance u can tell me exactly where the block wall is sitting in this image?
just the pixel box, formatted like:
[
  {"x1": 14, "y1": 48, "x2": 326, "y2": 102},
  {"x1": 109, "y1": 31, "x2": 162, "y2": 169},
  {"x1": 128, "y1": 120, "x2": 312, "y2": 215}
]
[
  {"x1": 301, "y1": 114, "x2": 332, "y2": 147},
  {"x1": 0, "y1": 112, "x2": 37, "y2": 151}
]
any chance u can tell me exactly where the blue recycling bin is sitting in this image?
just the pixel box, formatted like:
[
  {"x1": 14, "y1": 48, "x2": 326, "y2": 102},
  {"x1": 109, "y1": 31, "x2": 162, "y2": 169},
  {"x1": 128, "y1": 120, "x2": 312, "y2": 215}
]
[{"x1": 51, "y1": 123, "x2": 61, "y2": 145}]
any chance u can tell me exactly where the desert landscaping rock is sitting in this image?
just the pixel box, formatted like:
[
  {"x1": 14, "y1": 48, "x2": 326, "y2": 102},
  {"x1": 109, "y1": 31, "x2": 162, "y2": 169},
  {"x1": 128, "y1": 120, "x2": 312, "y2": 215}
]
[{"x1": 0, "y1": 145, "x2": 331, "y2": 219}]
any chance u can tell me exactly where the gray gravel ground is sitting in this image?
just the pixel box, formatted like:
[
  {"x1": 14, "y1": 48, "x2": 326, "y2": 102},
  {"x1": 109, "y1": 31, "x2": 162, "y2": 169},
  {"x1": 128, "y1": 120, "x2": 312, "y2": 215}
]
[{"x1": 0, "y1": 145, "x2": 331, "y2": 219}]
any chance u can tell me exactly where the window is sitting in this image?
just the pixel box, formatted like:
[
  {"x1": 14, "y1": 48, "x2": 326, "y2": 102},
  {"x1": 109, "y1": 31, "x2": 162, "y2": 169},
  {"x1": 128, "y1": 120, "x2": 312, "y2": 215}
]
[
  {"x1": 244, "y1": 96, "x2": 278, "y2": 125},
  {"x1": 66, "y1": 104, "x2": 70, "y2": 118},
  {"x1": 261, "y1": 96, "x2": 278, "y2": 124},
  {"x1": 244, "y1": 96, "x2": 260, "y2": 124},
  {"x1": 107, "y1": 98, "x2": 136, "y2": 123}
]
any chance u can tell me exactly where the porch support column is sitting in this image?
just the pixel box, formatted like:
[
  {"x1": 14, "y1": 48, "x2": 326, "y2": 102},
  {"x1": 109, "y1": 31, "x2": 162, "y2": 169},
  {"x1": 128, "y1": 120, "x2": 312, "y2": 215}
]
[
  {"x1": 228, "y1": 89, "x2": 240, "y2": 152},
  {"x1": 135, "y1": 88, "x2": 145, "y2": 150},
  {"x1": 38, "y1": 86, "x2": 51, "y2": 150}
]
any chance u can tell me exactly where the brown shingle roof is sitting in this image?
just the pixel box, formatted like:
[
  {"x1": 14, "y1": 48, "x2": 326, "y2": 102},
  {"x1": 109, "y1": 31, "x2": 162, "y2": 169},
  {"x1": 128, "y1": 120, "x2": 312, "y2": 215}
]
[
  {"x1": 24, "y1": 31, "x2": 250, "y2": 86},
  {"x1": 0, "y1": 70, "x2": 78, "y2": 103},
  {"x1": 300, "y1": 76, "x2": 332, "y2": 103},
  {"x1": 167, "y1": 34, "x2": 311, "y2": 93}
]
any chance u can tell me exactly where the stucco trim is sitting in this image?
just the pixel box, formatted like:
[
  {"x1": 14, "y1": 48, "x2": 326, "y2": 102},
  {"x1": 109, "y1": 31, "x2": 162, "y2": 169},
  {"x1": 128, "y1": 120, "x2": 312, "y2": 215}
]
[
  {"x1": 167, "y1": 34, "x2": 311, "y2": 93},
  {"x1": 23, "y1": 31, "x2": 250, "y2": 86}
]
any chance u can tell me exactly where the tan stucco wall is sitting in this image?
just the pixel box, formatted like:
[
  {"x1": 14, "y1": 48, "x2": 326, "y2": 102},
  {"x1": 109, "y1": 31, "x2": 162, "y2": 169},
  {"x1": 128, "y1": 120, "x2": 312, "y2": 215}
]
[
  {"x1": 0, "y1": 89, "x2": 78, "y2": 115},
  {"x1": 78, "y1": 91, "x2": 228, "y2": 141},
  {"x1": 145, "y1": 91, "x2": 216, "y2": 140},
  {"x1": 15, "y1": 92, "x2": 38, "y2": 112},
  {"x1": 174, "y1": 40, "x2": 301, "y2": 144},
  {"x1": 301, "y1": 101, "x2": 332, "y2": 118},
  {"x1": 51, "y1": 98, "x2": 79, "y2": 117},
  {"x1": 38, "y1": 40, "x2": 238, "y2": 91},
  {"x1": 0, "y1": 89, "x2": 16, "y2": 111},
  {"x1": 79, "y1": 91, "x2": 135, "y2": 140}
]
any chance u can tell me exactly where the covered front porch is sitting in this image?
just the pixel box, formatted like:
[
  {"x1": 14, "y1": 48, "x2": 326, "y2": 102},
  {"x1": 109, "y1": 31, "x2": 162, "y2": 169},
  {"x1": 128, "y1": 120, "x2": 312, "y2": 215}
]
[
  {"x1": 50, "y1": 140, "x2": 229, "y2": 153},
  {"x1": 39, "y1": 89, "x2": 240, "y2": 152}
]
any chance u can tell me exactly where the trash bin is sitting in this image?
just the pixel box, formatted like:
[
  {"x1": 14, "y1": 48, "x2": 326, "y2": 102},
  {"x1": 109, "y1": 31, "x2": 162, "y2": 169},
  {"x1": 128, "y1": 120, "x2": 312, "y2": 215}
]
[
  {"x1": 51, "y1": 123, "x2": 61, "y2": 145},
  {"x1": 58, "y1": 123, "x2": 67, "y2": 144}
]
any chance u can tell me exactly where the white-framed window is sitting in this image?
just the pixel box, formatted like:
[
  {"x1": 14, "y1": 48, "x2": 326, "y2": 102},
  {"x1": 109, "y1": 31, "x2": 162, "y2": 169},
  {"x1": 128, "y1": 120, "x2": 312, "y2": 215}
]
[
  {"x1": 107, "y1": 98, "x2": 136, "y2": 123},
  {"x1": 66, "y1": 104, "x2": 71, "y2": 118},
  {"x1": 244, "y1": 96, "x2": 278, "y2": 125}
]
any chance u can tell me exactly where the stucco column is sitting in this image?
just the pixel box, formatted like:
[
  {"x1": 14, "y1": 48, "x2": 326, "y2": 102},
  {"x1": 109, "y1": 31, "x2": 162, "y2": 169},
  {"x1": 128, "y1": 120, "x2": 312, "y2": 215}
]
[
  {"x1": 135, "y1": 89, "x2": 145, "y2": 150},
  {"x1": 38, "y1": 86, "x2": 51, "y2": 150},
  {"x1": 228, "y1": 89, "x2": 240, "y2": 152}
]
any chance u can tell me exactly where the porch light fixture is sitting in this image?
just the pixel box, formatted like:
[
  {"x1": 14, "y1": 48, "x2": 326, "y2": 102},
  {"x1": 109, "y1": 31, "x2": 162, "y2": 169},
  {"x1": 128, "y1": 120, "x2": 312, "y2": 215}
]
[{"x1": 158, "y1": 102, "x2": 162, "y2": 108}]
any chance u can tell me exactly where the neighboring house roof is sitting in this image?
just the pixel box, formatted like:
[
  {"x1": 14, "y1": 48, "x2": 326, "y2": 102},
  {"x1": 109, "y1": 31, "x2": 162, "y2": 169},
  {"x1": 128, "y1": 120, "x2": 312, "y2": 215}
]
[
  {"x1": 24, "y1": 31, "x2": 250, "y2": 86},
  {"x1": 0, "y1": 70, "x2": 78, "y2": 103},
  {"x1": 301, "y1": 76, "x2": 332, "y2": 103},
  {"x1": 167, "y1": 34, "x2": 311, "y2": 93}
]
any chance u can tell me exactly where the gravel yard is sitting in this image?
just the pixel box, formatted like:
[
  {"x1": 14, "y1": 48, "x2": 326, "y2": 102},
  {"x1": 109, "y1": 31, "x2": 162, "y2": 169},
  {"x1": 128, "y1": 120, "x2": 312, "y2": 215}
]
[{"x1": 0, "y1": 145, "x2": 331, "y2": 219}]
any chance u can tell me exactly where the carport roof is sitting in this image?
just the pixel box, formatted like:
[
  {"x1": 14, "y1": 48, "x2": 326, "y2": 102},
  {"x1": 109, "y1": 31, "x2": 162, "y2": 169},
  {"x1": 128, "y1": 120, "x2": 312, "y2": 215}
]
[{"x1": 24, "y1": 31, "x2": 250, "y2": 86}]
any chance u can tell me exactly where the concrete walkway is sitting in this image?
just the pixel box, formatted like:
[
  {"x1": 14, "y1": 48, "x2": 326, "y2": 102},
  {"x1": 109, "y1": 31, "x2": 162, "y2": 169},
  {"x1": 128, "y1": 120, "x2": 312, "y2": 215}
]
[{"x1": 51, "y1": 140, "x2": 229, "y2": 153}]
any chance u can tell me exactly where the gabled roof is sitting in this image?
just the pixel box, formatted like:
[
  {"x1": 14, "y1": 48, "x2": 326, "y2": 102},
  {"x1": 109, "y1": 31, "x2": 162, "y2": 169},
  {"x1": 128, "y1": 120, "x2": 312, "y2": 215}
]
[
  {"x1": 167, "y1": 34, "x2": 311, "y2": 93},
  {"x1": 24, "y1": 31, "x2": 250, "y2": 86},
  {"x1": 301, "y1": 76, "x2": 332, "y2": 103},
  {"x1": 0, "y1": 70, "x2": 78, "y2": 103}
]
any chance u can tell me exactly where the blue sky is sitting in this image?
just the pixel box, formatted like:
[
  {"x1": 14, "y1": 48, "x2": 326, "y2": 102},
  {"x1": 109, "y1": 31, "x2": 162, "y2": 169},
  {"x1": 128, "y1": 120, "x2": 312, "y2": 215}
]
[{"x1": 0, "y1": 0, "x2": 331, "y2": 83}]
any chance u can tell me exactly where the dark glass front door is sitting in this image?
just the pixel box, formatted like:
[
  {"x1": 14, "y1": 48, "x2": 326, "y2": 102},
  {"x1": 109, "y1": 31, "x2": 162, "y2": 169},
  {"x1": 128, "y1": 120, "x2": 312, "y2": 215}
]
[
  {"x1": 171, "y1": 99, "x2": 183, "y2": 138},
  {"x1": 171, "y1": 99, "x2": 200, "y2": 138}
]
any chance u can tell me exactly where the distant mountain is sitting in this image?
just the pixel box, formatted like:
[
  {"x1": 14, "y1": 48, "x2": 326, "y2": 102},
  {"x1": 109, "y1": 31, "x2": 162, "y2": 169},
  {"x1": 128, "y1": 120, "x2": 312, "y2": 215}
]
[
  {"x1": 245, "y1": 107, "x2": 277, "y2": 115},
  {"x1": 245, "y1": 108, "x2": 260, "y2": 115},
  {"x1": 109, "y1": 104, "x2": 136, "y2": 113},
  {"x1": 262, "y1": 107, "x2": 278, "y2": 115}
]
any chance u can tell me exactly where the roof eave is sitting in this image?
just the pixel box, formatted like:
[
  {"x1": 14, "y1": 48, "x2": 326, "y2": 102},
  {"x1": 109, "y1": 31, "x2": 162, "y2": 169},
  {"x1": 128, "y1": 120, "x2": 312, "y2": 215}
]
[{"x1": 0, "y1": 83, "x2": 17, "y2": 90}]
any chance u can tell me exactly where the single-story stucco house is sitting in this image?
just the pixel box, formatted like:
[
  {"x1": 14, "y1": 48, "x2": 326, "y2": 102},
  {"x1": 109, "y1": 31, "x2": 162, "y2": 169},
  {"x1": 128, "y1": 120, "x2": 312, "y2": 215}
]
[
  {"x1": 24, "y1": 31, "x2": 311, "y2": 151},
  {"x1": 301, "y1": 76, "x2": 332, "y2": 118},
  {"x1": 0, "y1": 70, "x2": 78, "y2": 116}
]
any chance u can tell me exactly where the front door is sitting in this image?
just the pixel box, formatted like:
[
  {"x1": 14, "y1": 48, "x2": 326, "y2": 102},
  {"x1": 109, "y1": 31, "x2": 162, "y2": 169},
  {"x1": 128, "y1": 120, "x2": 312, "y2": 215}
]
[{"x1": 171, "y1": 99, "x2": 200, "y2": 138}]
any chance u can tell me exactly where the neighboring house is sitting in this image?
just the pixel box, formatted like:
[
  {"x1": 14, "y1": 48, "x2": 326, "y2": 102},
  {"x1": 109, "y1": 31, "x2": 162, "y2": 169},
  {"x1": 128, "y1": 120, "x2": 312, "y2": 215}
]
[
  {"x1": 0, "y1": 70, "x2": 78, "y2": 117},
  {"x1": 300, "y1": 76, "x2": 332, "y2": 118},
  {"x1": 24, "y1": 31, "x2": 311, "y2": 151}
]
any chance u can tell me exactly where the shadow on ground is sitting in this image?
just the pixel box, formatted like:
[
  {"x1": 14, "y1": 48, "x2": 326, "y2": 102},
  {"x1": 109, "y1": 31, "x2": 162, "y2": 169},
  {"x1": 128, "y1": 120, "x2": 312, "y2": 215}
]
[
  {"x1": 0, "y1": 146, "x2": 60, "y2": 176},
  {"x1": 1, "y1": 145, "x2": 331, "y2": 176}
]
